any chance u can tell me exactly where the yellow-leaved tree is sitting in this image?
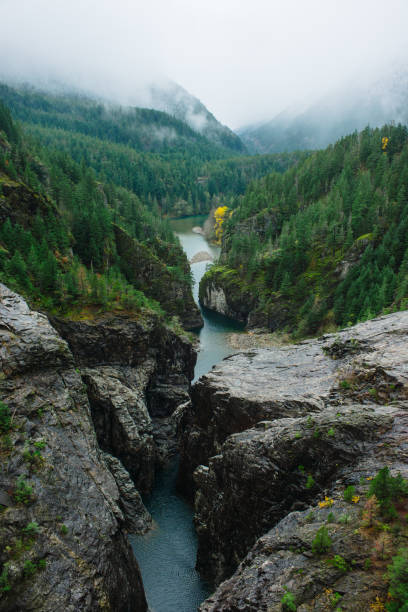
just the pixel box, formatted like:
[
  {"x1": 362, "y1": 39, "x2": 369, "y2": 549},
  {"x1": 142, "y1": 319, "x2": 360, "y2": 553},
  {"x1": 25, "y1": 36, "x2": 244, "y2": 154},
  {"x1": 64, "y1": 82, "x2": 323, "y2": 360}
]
[{"x1": 214, "y1": 206, "x2": 229, "y2": 244}]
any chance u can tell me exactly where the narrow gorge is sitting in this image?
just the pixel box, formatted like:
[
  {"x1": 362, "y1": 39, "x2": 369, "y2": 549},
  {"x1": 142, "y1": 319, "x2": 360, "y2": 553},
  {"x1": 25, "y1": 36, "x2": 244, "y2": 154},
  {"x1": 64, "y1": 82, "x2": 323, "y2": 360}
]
[{"x1": 2, "y1": 212, "x2": 408, "y2": 611}]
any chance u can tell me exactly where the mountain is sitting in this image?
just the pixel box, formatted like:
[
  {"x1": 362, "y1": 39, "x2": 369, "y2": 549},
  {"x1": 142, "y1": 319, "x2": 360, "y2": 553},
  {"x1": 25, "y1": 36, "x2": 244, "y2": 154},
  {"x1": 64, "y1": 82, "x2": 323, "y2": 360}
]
[
  {"x1": 147, "y1": 80, "x2": 245, "y2": 152},
  {"x1": 0, "y1": 82, "x2": 301, "y2": 217},
  {"x1": 238, "y1": 69, "x2": 408, "y2": 153}
]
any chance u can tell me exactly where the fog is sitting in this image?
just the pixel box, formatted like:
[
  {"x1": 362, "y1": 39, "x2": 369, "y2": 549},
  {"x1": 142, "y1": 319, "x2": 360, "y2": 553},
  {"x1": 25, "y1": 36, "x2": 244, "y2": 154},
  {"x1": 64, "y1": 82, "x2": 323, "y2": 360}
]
[{"x1": 1, "y1": 0, "x2": 407, "y2": 128}]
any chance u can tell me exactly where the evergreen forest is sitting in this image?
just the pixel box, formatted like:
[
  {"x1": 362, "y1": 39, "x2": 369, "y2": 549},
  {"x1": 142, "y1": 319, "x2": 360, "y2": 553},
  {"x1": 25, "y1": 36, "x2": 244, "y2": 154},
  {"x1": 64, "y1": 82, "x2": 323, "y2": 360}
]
[{"x1": 202, "y1": 125, "x2": 408, "y2": 336}]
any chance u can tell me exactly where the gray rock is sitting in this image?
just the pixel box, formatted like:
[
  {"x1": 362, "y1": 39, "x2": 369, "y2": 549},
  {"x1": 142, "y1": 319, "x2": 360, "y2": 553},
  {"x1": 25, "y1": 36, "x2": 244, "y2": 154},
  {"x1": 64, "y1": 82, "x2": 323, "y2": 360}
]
[
  {"x1": 0, "y1": 284, "x2": 147, "y2": 611},
  {"x1": 178, "y1": 310, "x2": 408, "y2": 596},
  {"x1": 103, "y1": 453, "x2": 152, "y2": 534},
  {"x1": 82, "y1": 366, "x2": 156, "y2": 495}
]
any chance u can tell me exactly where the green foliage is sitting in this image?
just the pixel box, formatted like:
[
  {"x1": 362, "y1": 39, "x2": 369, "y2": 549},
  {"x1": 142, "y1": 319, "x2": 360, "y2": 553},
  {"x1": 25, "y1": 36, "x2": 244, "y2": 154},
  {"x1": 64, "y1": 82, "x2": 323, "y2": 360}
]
[
  {"x1": 203, "y1": 123, "x2": 408, "y2": 337},
  {"x1": 13, "y1": 476, "x2": 33, "y2": 505},
  {"x1": 338, "y1": 514, "x2": 352, "y2": 525},
  {"x1": 330, "y1": 592, "x2": 342, "y2": 608},
  {"x1": 327, "y1": 427, "x2": 335, "y2": 437},
  {"x1": 59, "y1": 524, "x2": 68, "y2": 535},
  {"x1": 343, "y1": 485, "x2": 356, "y2": 503},
  {"x1": 0, "y1": 563, "x2": 10, "y2": 592},
  {"x1": 306, "y1": 475, "x2": 315, "y2": 489},
  {"x1": 329, "y1": 554, "x2": 348, "y2": 572},
  {"x1": 22, "y1": 522, "x2": 40, "y2": 537},
  {"x1": 0, "y1": 401, "x2": 11, "y2": 433},
  {"x1": 281, "y1": 588, "x2": 297, "y2": 611},
  {"x1": 33, "y1": 440, "x2": 46, "y2": 450},
  {"x1": 368, "y1": 467, "x2": 408, "y2": 519},
  {"x1": 0, "y1": 82, "x2": 304, "y2": 218},
  {"x1": 312, "y1": 526, "x2": 332, "y2": 555},
  {"x1": 386, "y1": 548, "x2": 408, "y2": 611},
  {"x1": 327, "y1": 512, "x2": 335, "y2": 523},
  {"x1": 364, "y1": 558, "x2": 372, "y2": 570},
  {"x1": 23, "y1": 560, "x2": 37, "y2": 577}
]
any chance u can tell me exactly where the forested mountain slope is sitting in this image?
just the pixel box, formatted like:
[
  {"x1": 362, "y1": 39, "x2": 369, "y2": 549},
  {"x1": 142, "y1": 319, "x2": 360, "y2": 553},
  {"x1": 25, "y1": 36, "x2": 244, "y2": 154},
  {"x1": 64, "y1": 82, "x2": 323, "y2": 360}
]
[
  {"x1": 0, "y1": 100, "x2": 202, "y2": 329},
  {"x1": 0, "y1": 83, "x2": 304, "y2": 216},
  {"x1": 200, "y1": 124, "x2": 408, "y2": 336}
]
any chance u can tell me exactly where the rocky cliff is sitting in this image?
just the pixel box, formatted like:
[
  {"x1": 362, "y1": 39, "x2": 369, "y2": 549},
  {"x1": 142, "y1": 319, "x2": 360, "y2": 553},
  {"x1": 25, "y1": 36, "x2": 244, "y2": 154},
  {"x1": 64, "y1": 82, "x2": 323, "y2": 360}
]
[
  {"x1": 0, "y1": 284, "x2": 147, "y2": 611},
  {"x1": 178, "y1": 311, "x2": 408, "y2": 607},
  {"x1": 0, "y1": 284, "x2": 197, "y2": 610}
]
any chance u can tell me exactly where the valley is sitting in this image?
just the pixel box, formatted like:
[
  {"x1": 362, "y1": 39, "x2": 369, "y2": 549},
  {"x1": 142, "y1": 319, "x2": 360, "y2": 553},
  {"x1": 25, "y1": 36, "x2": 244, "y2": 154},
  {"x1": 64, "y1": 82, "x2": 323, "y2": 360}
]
[{"x1": 0, "y1": 71, "x2": 407, "y2": 612}]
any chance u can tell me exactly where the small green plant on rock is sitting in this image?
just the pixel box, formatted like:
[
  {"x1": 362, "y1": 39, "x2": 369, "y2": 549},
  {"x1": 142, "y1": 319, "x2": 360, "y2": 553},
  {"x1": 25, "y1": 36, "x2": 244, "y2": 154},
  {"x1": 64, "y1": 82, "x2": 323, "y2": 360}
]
[
  {"x1": 328, "y1": 427, "x2": 335, "y2": 437},
  {"x1": 338, "y1": 514, "x2": 352, "y2": 525},
  {"x1": 0, "y1": 563, "x2": 10, "y2": 592},
  {"x1": 22, "y1": 522, "x2": 39, "y2": 537},
  {"x1": 59, "y1": 524, "x2": 68, "y2": 535},
  {"x1": 329, "y1": 554, "x2": 348, "y2": 572},
  {"x1": 23, "y1": 560, "x2": 37, "y2": 577},
  {"x1": 327, "y1": 512, "x2": 335, "y2": 523},
  {"x1": 343, "y1": 485, "x2": 356, "y2": 503},
  {"x1": 331, "y1": 592, "x2": 342, "y2": 608},
  {"x1": 306, "y1": 475, "x2": 315, "y2": 489},
  {"x1": 281, "y1": 587, "x2": 297, "y2": 611},
  {"x1": 13, "y1": 476, "x2": 33, "y2": 505},
  {"x1": 312, "y1": 526, "x2": 332, "y2": 555},
  {"x1": 0, "y1": 401, "x2": 11, "y2": 433}
]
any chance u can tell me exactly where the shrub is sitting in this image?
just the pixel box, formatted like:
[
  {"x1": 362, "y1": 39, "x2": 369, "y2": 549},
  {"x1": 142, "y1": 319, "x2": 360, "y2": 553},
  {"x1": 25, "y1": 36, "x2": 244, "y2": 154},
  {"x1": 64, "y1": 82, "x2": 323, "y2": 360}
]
[
  {"x1": 386, "y1": 548, "x2": 408, "y2": 611},
  {"x1": 369, "y1": 467, "x2": 408, "y2": 519},
  {"x1": 343, "y1": 485, "x2": 356, "y2": 503},
  {"x1": 281, "y1": 588, "x2": 297, "y2": 611},
  {"x1": 37, "y1": 558, "x2": 46, "y2": 570},
  {"x1": 330, "y1": 592, "x2": 342, "y2": 608},
  {"x1": 13, "y1": 476, "x2": 33, "y2": 505},
  {"x1": 330, "y1": 554, "x2": 348, "y2": 572},
  {"x1": 23, "y1": 560, "x2": 37, "y2": 577},
  {"x1": 60, "y1": 524, "x2": 68, "y2": 535},
  {"x1": 22, "y1": 522, "x2": 39, "y2": 537},
  {"x1": 327, "y1": 512, "x2": 335, "y2": 523},
  {"x1": 312, "y1": 526, "x2": 332, "y2": 555},
  {"x1": 0, "y1": 402, "x2": 11, "y2": 433},
  {"x1": 338, "y1": 514, "x2": 351, "y2": 524},
  {"x1": 0, "y1": 563, "x2": 10, "y2": 592},
  {"x1": 306, "y1": 475, "x2": 315, "y2": 489}
]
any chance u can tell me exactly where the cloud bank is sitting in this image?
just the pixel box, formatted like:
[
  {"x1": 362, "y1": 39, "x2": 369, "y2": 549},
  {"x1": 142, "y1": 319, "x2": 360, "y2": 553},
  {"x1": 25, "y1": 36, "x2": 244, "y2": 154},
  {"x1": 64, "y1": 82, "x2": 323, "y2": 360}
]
[{"x1": 1, "y1": 0, "x2": 408, "y2": 127}]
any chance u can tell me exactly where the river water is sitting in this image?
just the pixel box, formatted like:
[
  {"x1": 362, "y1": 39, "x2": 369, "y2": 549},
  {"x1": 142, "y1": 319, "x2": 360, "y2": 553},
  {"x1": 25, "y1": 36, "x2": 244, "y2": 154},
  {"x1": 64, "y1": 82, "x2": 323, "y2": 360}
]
[{"x1": 130, "y1": 216, "x2": 244, "y2": 611}]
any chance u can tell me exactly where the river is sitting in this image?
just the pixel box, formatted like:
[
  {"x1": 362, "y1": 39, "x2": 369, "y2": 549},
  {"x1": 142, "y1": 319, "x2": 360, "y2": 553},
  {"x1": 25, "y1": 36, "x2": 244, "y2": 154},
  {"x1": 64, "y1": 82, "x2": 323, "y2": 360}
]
[{"x1": 130, "y1": 215, "x2": 244, "y2": 611}]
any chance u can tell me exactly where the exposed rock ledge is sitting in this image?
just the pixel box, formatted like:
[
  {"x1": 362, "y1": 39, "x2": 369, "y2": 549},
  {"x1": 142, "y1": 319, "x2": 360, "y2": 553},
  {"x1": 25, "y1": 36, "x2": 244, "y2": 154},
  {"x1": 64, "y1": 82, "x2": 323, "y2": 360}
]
[
  {"x1": 0, "y1": 285, "x2": 147, "y2": 611},
  {"x1": 178, "y1": 311, "x2": 408, "y2": 606}
]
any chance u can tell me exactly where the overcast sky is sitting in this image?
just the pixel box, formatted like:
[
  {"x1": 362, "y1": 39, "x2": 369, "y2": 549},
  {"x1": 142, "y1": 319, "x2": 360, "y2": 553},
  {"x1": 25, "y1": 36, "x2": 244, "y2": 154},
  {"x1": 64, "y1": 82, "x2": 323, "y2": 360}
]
[{"x1": 1, "y1": 0, "x2": 408, "y2": 128}]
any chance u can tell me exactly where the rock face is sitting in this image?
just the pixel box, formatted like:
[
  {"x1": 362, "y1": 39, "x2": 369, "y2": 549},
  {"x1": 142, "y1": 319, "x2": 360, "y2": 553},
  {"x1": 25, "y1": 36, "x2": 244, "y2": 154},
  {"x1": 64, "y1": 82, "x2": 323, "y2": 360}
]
[
  {"x1": 0, "y1": 285, "x2": 147, "y2": 611},
  {"x1": 178, "y1": 311, "x2": 408, "y2": 601},
  {"x1": 199, "y1": 273, "x2": 254, "y2": 322},
  {"x1": 51, "y1": 312, "x2": 196, "y2": 487}
]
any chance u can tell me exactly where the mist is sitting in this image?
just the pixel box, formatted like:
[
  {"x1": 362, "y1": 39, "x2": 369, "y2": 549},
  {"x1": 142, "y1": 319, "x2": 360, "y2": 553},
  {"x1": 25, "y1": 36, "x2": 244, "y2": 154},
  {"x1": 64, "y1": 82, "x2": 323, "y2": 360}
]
[{"x1": 1, "y1": 0, "x2": 408, "y2": 128}]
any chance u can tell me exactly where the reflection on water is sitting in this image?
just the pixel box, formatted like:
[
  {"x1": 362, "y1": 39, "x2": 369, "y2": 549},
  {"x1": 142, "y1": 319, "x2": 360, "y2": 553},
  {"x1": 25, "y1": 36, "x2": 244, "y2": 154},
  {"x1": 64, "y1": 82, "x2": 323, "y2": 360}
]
[
  {"x1": 129, "y1": 460, "x2": 210, "y2": 612},
  {"x1": 130, "y1": 216, "x2": 243, "y2": 611}
]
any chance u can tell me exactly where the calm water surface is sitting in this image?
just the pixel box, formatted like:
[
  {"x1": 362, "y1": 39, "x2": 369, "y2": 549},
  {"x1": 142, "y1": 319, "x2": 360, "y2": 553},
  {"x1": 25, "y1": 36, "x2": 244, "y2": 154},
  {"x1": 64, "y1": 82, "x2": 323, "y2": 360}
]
[{"x1": 130, "y1": 215, "x2": 243, "y2": 612}]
